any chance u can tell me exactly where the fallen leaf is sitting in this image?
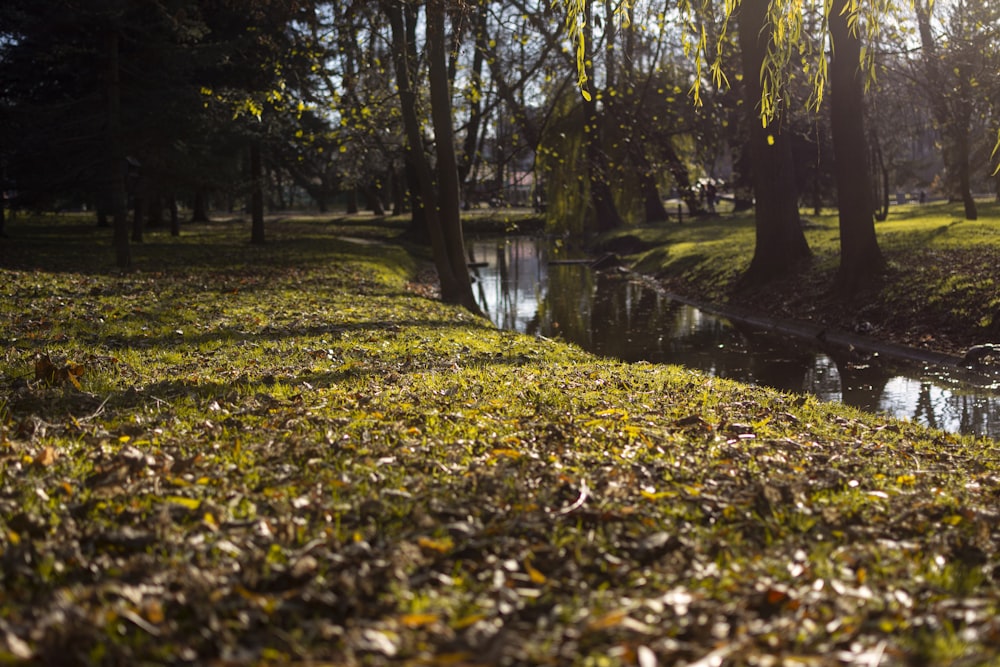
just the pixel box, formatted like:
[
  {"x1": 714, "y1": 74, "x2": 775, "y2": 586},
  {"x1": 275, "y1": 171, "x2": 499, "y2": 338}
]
[
  {"x1": 417, "y1": 536, "x2": 454, "y2": 553},
  {"x1": 586, "y1": 609, "x2": 628, "y2": 631},
  {"x1": 400, "y1": 613, "x2": 438, "y2": 628},
  {"x1": 36, "y1": 446, "x2": 59, "y2": 467}
]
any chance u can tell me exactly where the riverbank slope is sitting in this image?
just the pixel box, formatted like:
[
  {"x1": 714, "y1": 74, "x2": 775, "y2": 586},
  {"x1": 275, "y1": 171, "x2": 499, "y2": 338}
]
[
  {"x1": 1, "y1": 215, "x2": 999, "y2": 664},
  {"x1": 602, "y1": 200, "x2": 1000, "y2": 359}
]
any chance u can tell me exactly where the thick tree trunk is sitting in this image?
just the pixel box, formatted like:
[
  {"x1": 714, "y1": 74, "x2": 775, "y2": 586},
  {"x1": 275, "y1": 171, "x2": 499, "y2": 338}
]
[
  {"x1": 107, "y1": 31, "x2": 130, "y2": 270},
  {"x1": 582, "y1": 0, "x2": 625, "y2": 233},
  {"x1": 250, "y1": 140, "x2": 265, "y2": 244},
  {"x1": 386, "y1": 0, "x2": 480, "y2": 314},
  {"x1": 829, "y1": 0, "x2": 885, "y2": 294},
  {"x1": 737, "y1": 0, "x2": 811, "y2": 286},
  {"x1": 427, "y1": 0, "x2": 481, "y2": 314},
  {"x1": 629, "y1": 145, "x2": 669, "y2": 223}
]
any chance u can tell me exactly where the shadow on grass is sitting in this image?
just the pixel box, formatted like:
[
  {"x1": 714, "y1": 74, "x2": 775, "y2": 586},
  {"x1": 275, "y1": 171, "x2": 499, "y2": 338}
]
[{"x1": 0, "y1": 217, "x2": 414, "y2": 278}]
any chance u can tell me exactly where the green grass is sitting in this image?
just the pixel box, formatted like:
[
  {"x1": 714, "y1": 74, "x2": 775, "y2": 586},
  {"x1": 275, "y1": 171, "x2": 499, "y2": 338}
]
[
  {"x1": 614, "y1": 200, "x2": 1000, "y2": 354},
  {"x1": 1, "y1": 214, "x2": 1000, "y2": 665}
]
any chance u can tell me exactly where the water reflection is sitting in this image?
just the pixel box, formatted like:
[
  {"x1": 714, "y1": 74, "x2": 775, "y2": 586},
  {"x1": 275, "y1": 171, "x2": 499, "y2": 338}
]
[{"x1": 469, "y1": 236, "x2": 1000, "y2": 438}]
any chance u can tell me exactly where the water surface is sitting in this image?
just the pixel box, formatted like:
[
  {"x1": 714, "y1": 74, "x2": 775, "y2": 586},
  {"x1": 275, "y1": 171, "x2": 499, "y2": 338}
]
[{"x1": 469, "y1": 236, "x2": 1000, "y2": 438}]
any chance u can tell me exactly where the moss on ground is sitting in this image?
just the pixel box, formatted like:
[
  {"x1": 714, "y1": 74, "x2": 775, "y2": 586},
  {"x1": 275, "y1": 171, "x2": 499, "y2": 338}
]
[{"x1": 1, "y1": 214, "x2": 1000, "y2": 665}]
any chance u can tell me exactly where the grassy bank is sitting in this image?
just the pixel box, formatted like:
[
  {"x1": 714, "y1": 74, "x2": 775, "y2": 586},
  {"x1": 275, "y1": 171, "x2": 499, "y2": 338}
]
[
  {"x1": 605, "y1": 200, "x2": 1000, "y2": 356},
  {"x1": 2, "y1": 215, "x2": 1000, "y2": 665}
]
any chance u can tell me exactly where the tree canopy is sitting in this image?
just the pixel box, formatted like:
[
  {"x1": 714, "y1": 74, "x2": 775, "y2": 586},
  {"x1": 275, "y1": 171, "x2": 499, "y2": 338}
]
[{"x1": 1, "y1": 0, "x2": 997, "y2": 292}]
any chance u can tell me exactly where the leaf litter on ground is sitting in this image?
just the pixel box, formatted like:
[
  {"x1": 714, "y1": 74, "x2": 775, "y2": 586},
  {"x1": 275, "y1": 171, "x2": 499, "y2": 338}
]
[{"x1": 1, "y1": 215, "x2": 1000, "y2": 665}]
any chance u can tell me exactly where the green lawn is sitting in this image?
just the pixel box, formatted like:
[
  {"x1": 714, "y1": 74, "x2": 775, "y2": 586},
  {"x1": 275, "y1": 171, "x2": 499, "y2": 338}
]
[{"x1": 1, "y1": 214, "x2": 1000, "y2": 665}]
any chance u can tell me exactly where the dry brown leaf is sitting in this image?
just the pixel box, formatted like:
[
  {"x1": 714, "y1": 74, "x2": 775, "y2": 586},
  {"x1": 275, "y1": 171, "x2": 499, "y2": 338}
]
[{"x1": 36, "y1": 446, "x2": 59, "y2": 467}]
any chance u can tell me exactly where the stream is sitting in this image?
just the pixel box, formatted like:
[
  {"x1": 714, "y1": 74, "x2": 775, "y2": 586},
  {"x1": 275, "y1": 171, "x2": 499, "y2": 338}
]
[{"x1": 469, "y1": 236, "x2": 1000, "y2": 439}]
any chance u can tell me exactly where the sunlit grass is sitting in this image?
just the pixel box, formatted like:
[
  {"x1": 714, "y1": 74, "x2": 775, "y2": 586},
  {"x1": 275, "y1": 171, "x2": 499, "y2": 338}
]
[
  {"x1": 610, "y1": 199, "x2": 1000, "y2": 352},
  {"x1": 1, "y1": 213, "x2": 1000, "y2": 664}
]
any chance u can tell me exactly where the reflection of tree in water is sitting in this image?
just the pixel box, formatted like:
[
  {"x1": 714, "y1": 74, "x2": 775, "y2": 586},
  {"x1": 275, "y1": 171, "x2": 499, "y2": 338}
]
[
  {"x1": 913, "y1": 382, "x2": 940, "y2": 431},
  {"x1": 826, "y1": 348, "x2": 892, "y2": 415},
  {"x1": 538, "y1": 264, "x2": 594, "y2": 346},
  {"x1": 589, "y1": 273, "x2": 681, "y2": 362},
  {"x1": 468, "y1": 237, "x2": 544, "y2": 333},
  {"x1": 729, "y1": 321, "x2": 817, "y2": 394},
  {"x1": 951, "y1": 392, "x2": 998, "y2": 437}
]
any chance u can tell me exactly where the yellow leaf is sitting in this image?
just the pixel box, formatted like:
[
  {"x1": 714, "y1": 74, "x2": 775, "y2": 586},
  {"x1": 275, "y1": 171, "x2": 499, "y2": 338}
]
[
  {"x1": 417, "y1": 536, "x2": 454, "y2": 553},
  {"x1": 400, "y1": 613, "x2": 438, "y2": 628},
  {"x1": 143, "y1": 599, "x2": 165, "y2": 624},
  {"x1": 164, "y1": 495, "x2": 201, "y2": 511},
  {"x1": 581, "y1": 89, "x2": 592, "y2": 101},
  {"x1": 425, "y1": 653, "x2": 475, "y2": 665},
  {"x1": 491, "y1": 448, "x2": 521, "y2": 460},
  {"x1": 452, "y1": 614, "x2": 486, "y2": 629},
  {"x1": 524, "y1": 558, "x2": 547, "y2": 584},
  {"x1": 587, "y1": 609, "x2": 627, "y2": 631}
]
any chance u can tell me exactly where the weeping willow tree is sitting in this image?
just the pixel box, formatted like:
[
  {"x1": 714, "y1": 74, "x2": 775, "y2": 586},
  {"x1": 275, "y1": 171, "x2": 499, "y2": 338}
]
[{"x1": 558, "y1": 0, "x2": 902, "y2": 293}]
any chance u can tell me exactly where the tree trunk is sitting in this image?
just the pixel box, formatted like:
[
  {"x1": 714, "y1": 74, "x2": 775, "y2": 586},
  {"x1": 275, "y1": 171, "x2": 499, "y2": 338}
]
[
  {"x1": 914, "y1": 1, "x2": 977, "y2": 221},
  {"x1": 426, "y1": 0, "x2": 481, "y2": 314},
  {"x1": 582, "y1": 0, "x2": 625, "y2": 233},
  {"x1": 870, "y1": 128, "x2": 890, "y2": 222},
  {"x1": 107, "y1": 31, "x2": 130, "y2": 270},
  {"x1": 191, "y1": 189, "x2": 210, "y2": 222},
  {"x1": 953, "y1": 99, "x2": 978, "y2": 220},
  {"x1": 250, "y1": 140, "x2": 265, "y2": 244},
  {"x1": 391, "y1": 167, "x2": 405, "y2": 215},
  {"x1": 386, "y1": 0, "x2": 480, "y2": 314},
  {"x1": 737, "y1": 0, "x2": 811, "y2": 286},
  {"x1": 96, "y1": 191, "x2": 109, "y2": 227},
  {"x1": 403, "y1": 154, "x2": 428, "y2": 240},
  {"x1": 366, "y1": 181, "x2": 385, "y2": 215},
  {"x1": 829, "y1": 0, "x2": 885, "y2": 294},
  {"x1": 628, "y1": 145, "x2": 669, "y2": 223},
  {"x1": 169, "y1": 196, "x2": 180, "y2": 236},
  {"x1": 660, "y1": 140, "x2": 704, "y2": 217},
  {"x1": 458, "y1": 2, "x2": 487, "y2": 200},
  {"x1": 131, "y1": 185, "x2": 143, "y2": 243},
  {"x1": 400, "y1": 1, "x2": 427, "y2": 241}
]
